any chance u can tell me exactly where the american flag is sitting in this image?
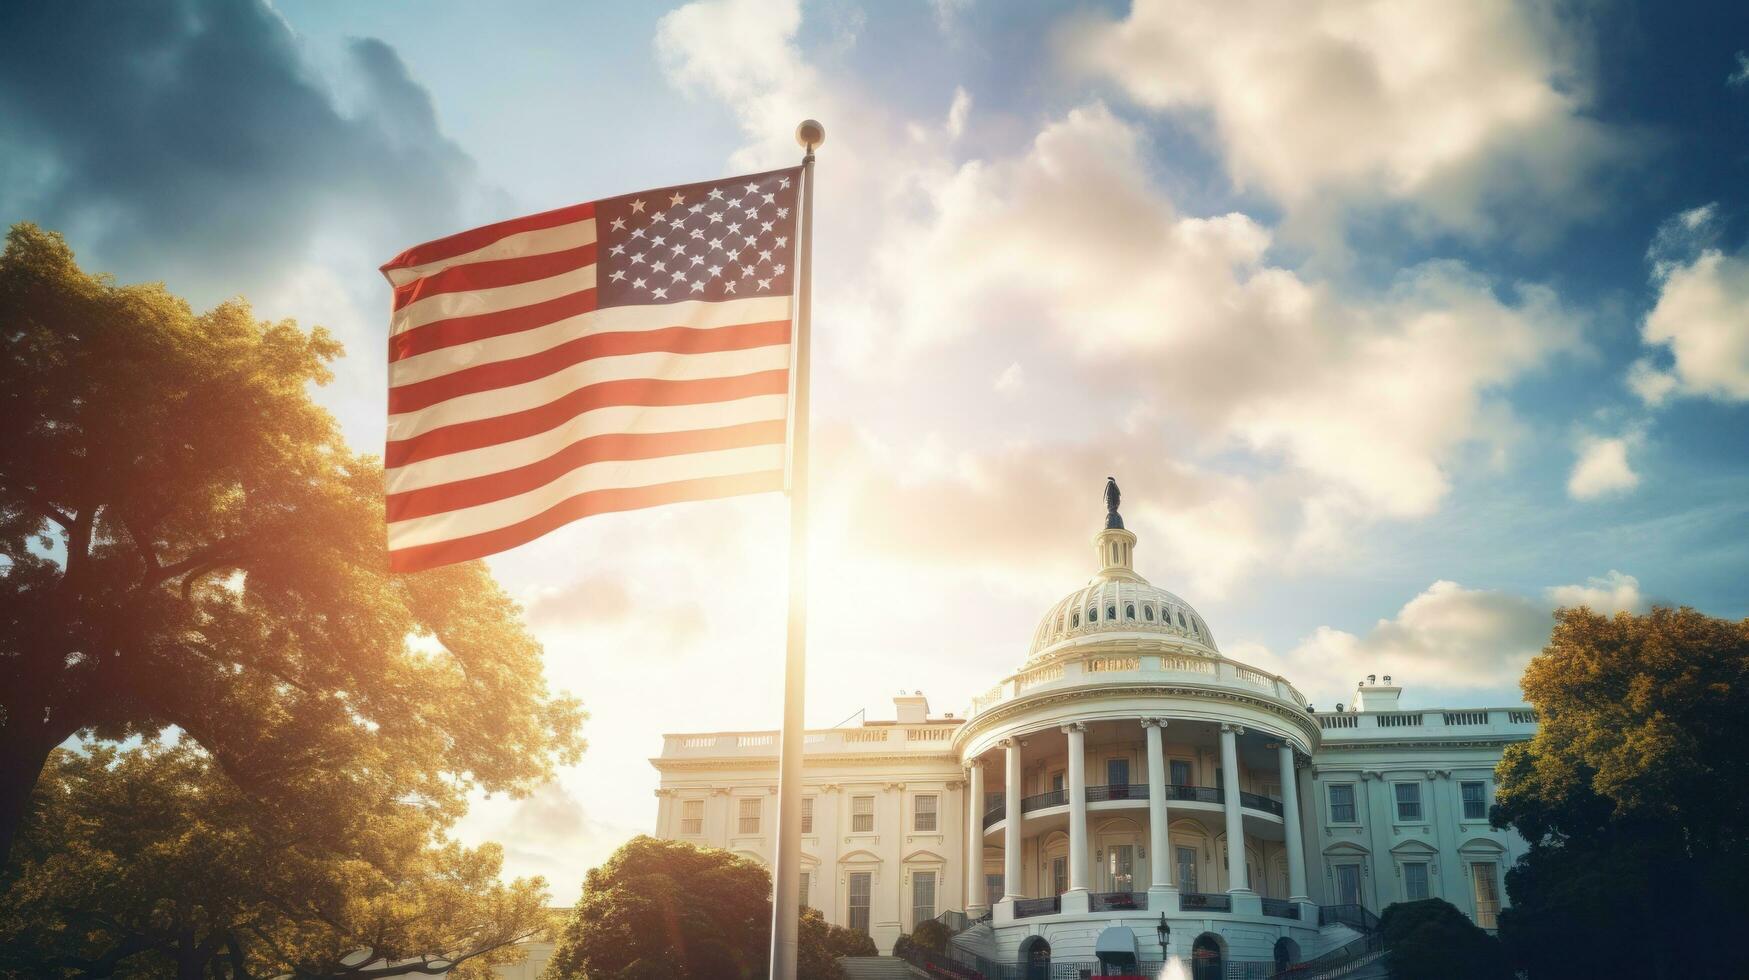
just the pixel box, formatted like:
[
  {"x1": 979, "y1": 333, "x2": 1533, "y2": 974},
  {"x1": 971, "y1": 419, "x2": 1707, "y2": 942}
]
[{"x1": 380, "y1": 166, "x2": 803, "y2": 572}]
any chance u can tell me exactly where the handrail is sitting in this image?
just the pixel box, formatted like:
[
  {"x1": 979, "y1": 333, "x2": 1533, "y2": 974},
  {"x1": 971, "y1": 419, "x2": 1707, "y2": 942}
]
[
  {"x1": 1020, "y1": 788, "x2": 1065, "y2": 812},
  {"x1": 1012, "y1": 896, "x2": 1060, "y2": 918},
  {"x1": 981, "y1": 802, "x2": 1005, "y2": 828}
]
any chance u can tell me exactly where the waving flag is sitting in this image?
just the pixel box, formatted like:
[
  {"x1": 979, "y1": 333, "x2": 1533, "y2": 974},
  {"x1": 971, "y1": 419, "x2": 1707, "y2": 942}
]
[{"x1": 380, "y1": 167, "x2": 803, "y2": 571}]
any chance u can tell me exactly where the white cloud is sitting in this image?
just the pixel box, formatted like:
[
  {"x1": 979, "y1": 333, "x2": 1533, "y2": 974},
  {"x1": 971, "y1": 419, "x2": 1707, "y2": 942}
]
[
  {"x1": 993, "y1": 361, "x2": 1025, "y2": 393},
  {"x1": 1628, "y1": 205, "x2": 1749, "y2": 405},
  {"x1": 1545, "y1": 570, "x2": 1646, "y2": 615},
  {"x1": 1567, "y1": 434, "x2": 1639, "y2": 500},
  {"x1": 866, "y1": 103, "x2": 1580, "y2": 517},
  {"x1": 1067, "y1": 0, "x2": 1628, "y2": 240},
  {"x1": 1251, "y1": 580, "x2": 1551, "y2": 704}
]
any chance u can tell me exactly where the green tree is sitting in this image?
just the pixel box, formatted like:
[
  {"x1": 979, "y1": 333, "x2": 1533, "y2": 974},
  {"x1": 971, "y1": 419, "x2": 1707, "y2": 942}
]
[
  {"x1": 0, "y1": 742, "x2": 550, "y2": 979},
  {"x1": 907, "y1": 919, "x2": 949, "y2": 954},
  {"x1": 1492, "y1": 606, "x2": 1749, "y2": 979},
  {"x1": 543, "y1": 837, "x2": 849, "y2": 980},
  {"x1": 0, "y1": 223, "x2": 584, "y2": 865},
  {"x1": 1378, "y1": 898, "x2": 1509, "y2": 980}
]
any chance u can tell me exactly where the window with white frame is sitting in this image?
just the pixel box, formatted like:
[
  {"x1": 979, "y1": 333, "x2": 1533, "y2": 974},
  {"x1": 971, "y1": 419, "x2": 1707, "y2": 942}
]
[
  {"x1": 1472, "y1": 862, "x2": 1501, "y2": 928},
  {"x1": 912, "y1": 871, "x2": 936, "y2": 925},
  {"x1": 1461, "y1": 781, "x2": 1487, "y2": 820},
  {"x1": 848, "y1": 872, "x2": 872, "y2": 934},
  {"x1": 1404, "y1": 862, "x2": 1430, "y2": 900},
  {"x1": 914, "y1": 794, "x2": 938, "y2": 832},
  {"x1": 851, "y1": 795, "x2": 875, "y2": 833},
  {"x1": 738, "y1": 797, "x2": 762, "y2": 835},
  {"x1": 798, "y1": 871, "x2": 811, "y2": 909},
  {"x1": 800, "y1": 796, "x2": 814, "y2": 834},
  {"x1": 1328, "y1": 783, "x2": 1357, "y2": 823},
  {"x1": 1394, "y1": 782, "x2": 1423, "y2": 821},
  {"x1": 681, "y1": 799, "x2": 704, "y2": 836}
]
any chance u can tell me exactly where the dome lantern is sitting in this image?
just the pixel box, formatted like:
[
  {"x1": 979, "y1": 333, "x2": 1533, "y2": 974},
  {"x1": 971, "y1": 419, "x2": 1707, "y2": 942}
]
[{"x1": 1094, "y1": 477, "x2": 1139, "y2": 582}]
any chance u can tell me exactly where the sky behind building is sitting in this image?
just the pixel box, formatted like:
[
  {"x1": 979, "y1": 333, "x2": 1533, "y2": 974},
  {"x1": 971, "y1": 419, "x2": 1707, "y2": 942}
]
[{"x1": 3, "y1": 0, "x2": 1746, "y2": 891}]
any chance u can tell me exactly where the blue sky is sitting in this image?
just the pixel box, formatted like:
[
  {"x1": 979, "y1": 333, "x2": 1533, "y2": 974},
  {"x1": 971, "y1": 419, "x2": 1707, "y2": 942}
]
[{"x1": 3, "y1": 0, "x2": 1746, "y2": 887}]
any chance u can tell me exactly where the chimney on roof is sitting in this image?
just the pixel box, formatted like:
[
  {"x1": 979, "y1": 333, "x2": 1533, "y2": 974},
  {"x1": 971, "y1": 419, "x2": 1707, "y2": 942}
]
[
  {"x1": 894, "y1": 692, "x2": 930, "y2": 724},
  {"x1": 1354, "y1": 675, "x2": 1403, "y2": 712}
]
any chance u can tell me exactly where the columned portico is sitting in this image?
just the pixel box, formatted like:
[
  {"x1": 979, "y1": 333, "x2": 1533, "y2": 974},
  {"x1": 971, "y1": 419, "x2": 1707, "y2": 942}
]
[
  {"x1": 1277, "y1": 742, "x2": 1311, "y2": 905},
  {"x1": 1143, "y1": 718, "x2": 1174, "y2": 907},
  {"x1": 1001, "y1": 738, "x2": 1023, "y2": 902},
  {"x1": 967, "y1": 759, "x2": 988, "y2": 914}
]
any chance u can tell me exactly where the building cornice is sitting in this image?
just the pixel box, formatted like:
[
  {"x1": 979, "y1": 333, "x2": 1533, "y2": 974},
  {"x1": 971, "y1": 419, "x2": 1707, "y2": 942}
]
[
  {"x1": 1315, "y1": 736, "x2": 1532, "y2": 753},
  {"x1": 651, "y1": 752, "x2": 961, "y2": 772},
  {"x1": 956, "y1": 682, "x2": 1320, "y2": 750}
]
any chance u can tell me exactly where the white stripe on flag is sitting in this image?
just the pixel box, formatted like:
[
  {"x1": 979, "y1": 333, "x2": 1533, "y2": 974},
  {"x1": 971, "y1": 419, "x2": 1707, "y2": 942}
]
[
  {"x1": 385, "y1": 218, "x2": 598, "y2": 288},
  {"x1": 385, "y1": 442, "x2": 786, "y2": 549},
  {"x1": 391, "y1": 264, "x2": 599, "y2": 335}
]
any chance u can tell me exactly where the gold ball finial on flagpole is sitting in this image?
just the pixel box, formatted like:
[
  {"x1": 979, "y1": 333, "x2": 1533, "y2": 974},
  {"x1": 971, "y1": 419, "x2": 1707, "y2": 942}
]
[{"x1": 796, "y1": 119, "x2": 825, "y2": 152}]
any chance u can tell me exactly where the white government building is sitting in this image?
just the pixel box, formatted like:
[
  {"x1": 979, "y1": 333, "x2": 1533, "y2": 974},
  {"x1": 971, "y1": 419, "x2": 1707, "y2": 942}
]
[{"x1": 648, "y1": 483, "x2": 1535, "y2": 977}]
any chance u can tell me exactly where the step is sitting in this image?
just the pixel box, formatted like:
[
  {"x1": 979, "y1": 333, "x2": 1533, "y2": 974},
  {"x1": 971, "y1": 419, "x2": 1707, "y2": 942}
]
[{"x1": 839, "y1": 955, "x2": 921, "y2": 980}]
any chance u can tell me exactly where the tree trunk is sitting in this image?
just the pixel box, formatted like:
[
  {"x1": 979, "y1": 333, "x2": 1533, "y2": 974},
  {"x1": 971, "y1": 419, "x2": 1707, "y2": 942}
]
[{"x1": 0, "y1": 726, "x2": 67, "y2": 868}]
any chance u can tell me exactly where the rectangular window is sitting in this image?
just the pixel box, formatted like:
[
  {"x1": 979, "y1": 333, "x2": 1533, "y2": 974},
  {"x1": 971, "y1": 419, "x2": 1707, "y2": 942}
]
[
  {"x1": 681, "y1": 799, "x2": 704, "y2": 836},
  {"x1": 985, "y1": 873, "x2": 1004, "y2": 901},
  {"x1": 738, "y1": 797, "x2": 761, "y2": 835},
  {"x1": 1107, "y1": 758, "x2": 1130, "y2": 786},
  {"x1": 1050, "y1": 771, "x2": 1064, "y2": 794},
  {"x1": 1052, "y1": 856, "x2": 1067, "y2": 896},
  {"x1": 1395, "y1": 782, "x2": 1423, "y2": 822},
  {"x1": 851, "y1": 795, "x2": 875, "y2": 833},
  {"x1": 800, "y1": 796, "x2": 815, "y2": 834},
  {"x1": 1461, "y1": 781, "x2": 1487, "y2": 820},
  {"x1": 1170, "y1": 759, "x2": 1193, "y2": 786},
  {"x1": 1328, "y1": 784, "x2": 1357, "y2": 823},
  {"x1": 799, "y1": 871, "x2": 810, "y2": 909},
  {"x1": 1176, "y1": 846, "x2": 1198, "y2": 893},
  {"x1": 1404, "y1": 862, "x2": 1430, "y2": 901},
  {"x1": 849, "y1": 873, "x2": 872, "y2": 935},
  {"x1": 914, "y1": 794, "x2": 938, "y2": 832},
  {"x1": 912, "y1": 871, "x2": 936, "y2": 925},
  {"x1": 1336, "y1": 865, "x2": 1362, "y2": 906},
  {"x1": 1472, "y1": 863, "x2": 1501, "y2": 928}
]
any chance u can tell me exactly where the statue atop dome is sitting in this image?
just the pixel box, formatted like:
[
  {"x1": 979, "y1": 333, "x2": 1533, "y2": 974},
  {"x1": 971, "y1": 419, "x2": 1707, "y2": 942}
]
[{"x1": 1103, "y1": 477, "x2": 1124, "y2": 530}]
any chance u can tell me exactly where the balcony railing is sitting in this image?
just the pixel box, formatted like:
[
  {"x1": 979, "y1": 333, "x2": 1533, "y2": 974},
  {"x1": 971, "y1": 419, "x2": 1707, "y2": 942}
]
[
  {"x1": 1166, "y1": 784, "x2": 1221, "y2": 804},
  {"x1": 1179, "y1": 891, "x2": 1232, "y2": 912},
  {"x1": 1090, "y1": 891, "x2": 1147, "y2": 912},
  {"x1": 1261, "y1": 897, "x2": 1301, "y2": 919},
  {"x1": 981, "y1": 785, "x2": 1282, "y2": 828},
  {"x1": 1086, "y1": 782, "x2": 1148, "y2": 802},
  {"x1": 1240, "y1": 790, "x2": 1285, "y2": 815},
  {"x1": 1020, "y1": 789, "x2": 1066, "y2": 813},
  {"x1": 1013, "y1": 896, "x2": 1060, "y2": 918}
]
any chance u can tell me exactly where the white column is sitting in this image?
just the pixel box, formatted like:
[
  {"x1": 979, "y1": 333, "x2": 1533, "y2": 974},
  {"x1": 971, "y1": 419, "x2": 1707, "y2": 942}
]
[
  {"x1": 1002, "y1": 738, "x2": 1023, "y2": 901},
  {"x1": 967, "y1": 760, "x2": 988, "y2": 913},
  {"x1": 1220, "y1": 724, "x2": 1252, "y2": 895},
  {"x1": 1278, "y1": 743, "x2": 1310, "y2": 903},
  {"x1": 1144, "y1": 719, "x2": 1174, "y2": 902},
  {"x1": 1064, "y1": 723, "x2": 1089, "y2": 894}
]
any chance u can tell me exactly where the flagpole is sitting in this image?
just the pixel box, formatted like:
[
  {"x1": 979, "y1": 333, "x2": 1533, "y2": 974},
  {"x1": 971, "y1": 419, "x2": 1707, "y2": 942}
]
[{"x1": 770, "y1": 118, "x2": 823, "y2": 980}]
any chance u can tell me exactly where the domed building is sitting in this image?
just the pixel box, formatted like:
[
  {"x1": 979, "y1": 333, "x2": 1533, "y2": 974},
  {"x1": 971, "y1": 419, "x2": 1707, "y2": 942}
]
[{"x1": 649, "y1": 482, "x2": 1535, "y2": 977}]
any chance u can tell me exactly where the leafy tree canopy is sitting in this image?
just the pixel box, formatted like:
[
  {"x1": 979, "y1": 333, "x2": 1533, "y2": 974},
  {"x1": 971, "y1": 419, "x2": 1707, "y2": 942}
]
[
  {"x1": 1492, "y1": 606, "x2": 1749, "y2": 979},
  {"x1": 1378, "y1": 898, "x2": 1509, "y2": 980},
  {"x1": 0, "y1": 223, "x2": 585, "y2": 864},
  {"x1": 0, "y1": 742, "x2": 550, "y2": 980},
  {"x1": 542, "y1": 837, "x2": 851, "y2": 980}
]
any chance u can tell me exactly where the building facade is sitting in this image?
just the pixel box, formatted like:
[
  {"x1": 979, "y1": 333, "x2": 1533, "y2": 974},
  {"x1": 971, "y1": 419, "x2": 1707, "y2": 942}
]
[{"x1": 649, "y1": 487, "x2": 1534, "y2": 973}]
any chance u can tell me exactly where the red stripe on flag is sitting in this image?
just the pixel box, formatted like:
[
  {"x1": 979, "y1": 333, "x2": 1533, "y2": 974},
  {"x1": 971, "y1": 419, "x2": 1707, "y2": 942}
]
[
  {"x1": 392, "y1": 242, "x2": 598, "y2": 311},
  {"x1": 388, "y1": 320, "x2": 793, "y2": 414},
  {"x1": 386, "y1": 420, "x2": 787, "y2": 522},
  {"x1": 384, "y1": 370, "x2": 790, "y2": 469},
  {"x1": 388, "y1": 288, "x2": 599, "y2": 362},
  {"x1": 381, "y1": 202, "x2": 597, "y2": 273},
  {"x1": 387, "y1": 469, "x2": 785, "y2": 572}
]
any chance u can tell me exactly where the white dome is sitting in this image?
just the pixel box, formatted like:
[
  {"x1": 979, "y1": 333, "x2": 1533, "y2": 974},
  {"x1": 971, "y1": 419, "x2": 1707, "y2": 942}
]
[
  {"x1": 1028, "y1": 576, "x2": 1216, "y2": 659},
  {"x1": 1026, "y1": 479, "x2": 1216, "y2": 659}
]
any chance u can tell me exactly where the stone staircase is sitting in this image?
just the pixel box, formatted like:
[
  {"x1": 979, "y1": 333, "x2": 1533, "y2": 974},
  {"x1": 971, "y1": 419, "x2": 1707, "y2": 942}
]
[{"x1": 839, "y1": 955, "x2": 920, "y2": 980}]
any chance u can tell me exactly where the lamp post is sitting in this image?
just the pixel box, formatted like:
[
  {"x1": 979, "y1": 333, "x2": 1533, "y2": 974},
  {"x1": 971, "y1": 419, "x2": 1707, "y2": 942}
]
[{"x1": 1156, "y1": 912, "x2": 1170, "y2": 959}]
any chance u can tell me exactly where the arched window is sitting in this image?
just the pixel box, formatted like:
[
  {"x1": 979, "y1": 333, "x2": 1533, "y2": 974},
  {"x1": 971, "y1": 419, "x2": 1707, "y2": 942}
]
[
  {"x1": 1071, "y1": 612, "x2": 1081, "y2": 628},
  {"x1": 1106, "y1": 605, "x2": 1117, "y2": 621},
  {"x1": 1176, "y1": 609, "x2": 1187, "y2": 628},
  {"x1": 1088, "y1": 607, "x2": 1098, "y2": 623},
  {"x1": 1125, "y1": 603, "x2": 1136, "y2": 620},
  {"x1": 1143, "y1": 605, "x2": 1154, "y2": 621}
]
